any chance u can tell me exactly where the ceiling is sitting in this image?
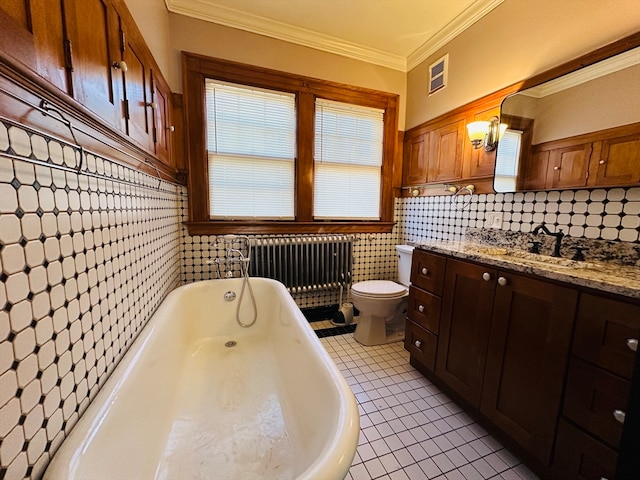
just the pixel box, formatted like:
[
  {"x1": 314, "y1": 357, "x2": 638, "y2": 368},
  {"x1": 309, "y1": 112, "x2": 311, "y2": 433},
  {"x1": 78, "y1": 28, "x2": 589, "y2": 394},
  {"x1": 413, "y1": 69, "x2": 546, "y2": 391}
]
[{"x1": 165, "y1": 0, "x2": 504, "y2": 72}]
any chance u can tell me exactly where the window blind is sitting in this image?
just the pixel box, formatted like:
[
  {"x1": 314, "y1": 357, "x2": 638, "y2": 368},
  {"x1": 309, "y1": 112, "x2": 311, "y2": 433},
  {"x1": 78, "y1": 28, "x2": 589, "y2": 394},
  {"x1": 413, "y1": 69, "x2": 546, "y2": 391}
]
[
  {"x1": 494, "y1": 129, "x2": 523, "y2": 193},
  {"x1": 314, "y1": 99, "x2": 384, "y2": 220},
  {"x1": 205, "y1": 80, "x2": 296, "y2": 219}
]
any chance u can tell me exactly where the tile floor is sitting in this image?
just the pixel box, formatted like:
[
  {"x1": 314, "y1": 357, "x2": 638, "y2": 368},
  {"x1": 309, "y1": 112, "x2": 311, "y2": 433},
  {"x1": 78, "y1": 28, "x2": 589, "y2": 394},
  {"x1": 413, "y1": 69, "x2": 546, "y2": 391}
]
[{"x1": 314, "y1": 325, "x2": 540, "y2": 480}]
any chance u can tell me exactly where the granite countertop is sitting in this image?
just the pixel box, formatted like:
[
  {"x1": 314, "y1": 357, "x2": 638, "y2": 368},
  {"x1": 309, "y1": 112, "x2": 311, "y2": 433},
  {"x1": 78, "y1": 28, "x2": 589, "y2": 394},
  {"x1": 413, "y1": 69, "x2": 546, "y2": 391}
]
[{"x1": 412, "y1": 239, "x2": 640, "y2": 300}]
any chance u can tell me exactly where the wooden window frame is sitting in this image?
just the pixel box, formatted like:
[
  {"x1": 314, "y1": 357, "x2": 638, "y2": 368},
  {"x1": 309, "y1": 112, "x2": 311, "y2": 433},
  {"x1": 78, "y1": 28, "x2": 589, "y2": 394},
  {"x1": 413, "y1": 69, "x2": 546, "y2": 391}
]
[{"x1": 182, "y1": 52, "x2": 398, "y2": 235}]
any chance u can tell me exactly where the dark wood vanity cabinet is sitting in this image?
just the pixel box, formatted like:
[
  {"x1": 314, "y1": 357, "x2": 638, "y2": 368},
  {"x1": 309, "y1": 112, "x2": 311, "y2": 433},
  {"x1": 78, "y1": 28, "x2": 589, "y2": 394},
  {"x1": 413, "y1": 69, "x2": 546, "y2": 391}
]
[{"x1": 405, "y1": 249, "x2": 639, "y2": 479}]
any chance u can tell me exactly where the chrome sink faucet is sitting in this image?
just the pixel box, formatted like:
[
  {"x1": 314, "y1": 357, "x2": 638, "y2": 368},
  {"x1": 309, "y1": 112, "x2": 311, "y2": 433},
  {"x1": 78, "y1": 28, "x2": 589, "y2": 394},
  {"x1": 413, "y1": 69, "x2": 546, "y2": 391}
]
[{"x1": 532, "y1": 224, "x2": 565, "y2": 257}]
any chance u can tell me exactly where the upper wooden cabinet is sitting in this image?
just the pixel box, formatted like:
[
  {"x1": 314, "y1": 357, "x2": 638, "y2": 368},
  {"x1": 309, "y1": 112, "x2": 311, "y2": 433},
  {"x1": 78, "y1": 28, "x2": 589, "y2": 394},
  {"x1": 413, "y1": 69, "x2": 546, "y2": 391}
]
[
  {"x1": 0, "y1": 0, "x2": 178, "y2": 173},
  {"x1": 521, "y1": 123, "x2": 640, "y2": 191},
  {"x1": 64, "y1": 0, "x2": 123, "y2": 130},
  {"x1": 401, "y1": 97, "x2": 502, "y2": 194}
]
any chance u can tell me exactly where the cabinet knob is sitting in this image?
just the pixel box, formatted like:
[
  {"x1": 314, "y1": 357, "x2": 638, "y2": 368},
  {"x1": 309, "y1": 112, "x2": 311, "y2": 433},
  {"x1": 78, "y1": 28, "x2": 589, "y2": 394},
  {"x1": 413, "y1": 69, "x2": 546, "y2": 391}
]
[
  {"x1": 421, "y1": 267, "x2": 428, "y2": 275},
  {"x1": 613, "y1": 409, "x2": 626, "y2": 424},
  {"x1": 627, "y1": 338, "x2": 638, "y2": 352},
  {"x1": 497, "y1": 276, "x2": 508, "y2": 286},
  {"x1": 112, "y1": 60, "x2": 128, "y2": 72},
  {"x1": 414, "y1": 340, "x2": 422, "y2": 348},
  {"x1": 167, "y1": 125, "x2": 175, "y2": 132},
  {"x1": 146, "y1": 101, "x2": 158, "y2": 110},
  {"x1": 599, "y1": 160, "x2": 606, "y2": 165},
  {"x1": 482, "y1": 272, "x2": 492, "y2": 281},
  {"x1": 553, "y1": 166, "x2": 560, "y2": 171},
  {"x1": 418, "y1": 305, "x2": 425, "y2": 313}
]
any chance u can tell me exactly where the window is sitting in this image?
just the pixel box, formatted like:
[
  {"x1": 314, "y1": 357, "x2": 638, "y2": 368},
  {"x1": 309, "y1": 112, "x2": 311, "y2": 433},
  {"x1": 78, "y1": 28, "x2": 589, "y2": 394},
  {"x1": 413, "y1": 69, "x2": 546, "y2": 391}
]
[
  {"x1": 206, "y1": 81, "x2": 296, "y2": 219},
  {"x1": 183, "y1": 53, "x2": 399, "y2": 235},
  {"x1": 314, "y1": 99, "x2": 384, "y2": 220}
]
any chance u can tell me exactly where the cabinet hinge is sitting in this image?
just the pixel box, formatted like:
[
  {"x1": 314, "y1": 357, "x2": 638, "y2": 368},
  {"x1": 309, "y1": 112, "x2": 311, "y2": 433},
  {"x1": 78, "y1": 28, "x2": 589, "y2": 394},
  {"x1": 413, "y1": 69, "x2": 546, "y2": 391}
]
[
  {"x1": 63, "y1": 39, "x2": 74, "y2": 72},
  {"x1": 120, "y1": 29, "x2": 126, "y2": 52}
]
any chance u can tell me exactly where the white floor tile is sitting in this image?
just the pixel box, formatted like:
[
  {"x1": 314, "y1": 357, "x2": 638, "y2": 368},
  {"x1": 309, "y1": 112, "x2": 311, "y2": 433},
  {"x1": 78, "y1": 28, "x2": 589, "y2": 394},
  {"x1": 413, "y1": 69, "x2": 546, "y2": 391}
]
[{"x1": 319, "y1": 333, "x2": 539, "y2": 480}]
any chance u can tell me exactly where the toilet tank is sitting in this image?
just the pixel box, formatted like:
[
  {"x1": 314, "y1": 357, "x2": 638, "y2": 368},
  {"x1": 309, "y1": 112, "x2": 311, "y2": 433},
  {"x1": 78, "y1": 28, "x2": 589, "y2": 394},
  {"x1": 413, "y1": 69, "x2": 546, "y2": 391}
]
[{"x1": 395, "y1": 245, "x2": 415, "y2": 287}]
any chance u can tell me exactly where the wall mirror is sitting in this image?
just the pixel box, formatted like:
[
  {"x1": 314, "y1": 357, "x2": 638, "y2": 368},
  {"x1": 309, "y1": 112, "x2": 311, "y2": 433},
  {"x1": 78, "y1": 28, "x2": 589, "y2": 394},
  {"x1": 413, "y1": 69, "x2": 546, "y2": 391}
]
[{"x1": 494, "y1": 45, "x2": 640, "y2": 193}]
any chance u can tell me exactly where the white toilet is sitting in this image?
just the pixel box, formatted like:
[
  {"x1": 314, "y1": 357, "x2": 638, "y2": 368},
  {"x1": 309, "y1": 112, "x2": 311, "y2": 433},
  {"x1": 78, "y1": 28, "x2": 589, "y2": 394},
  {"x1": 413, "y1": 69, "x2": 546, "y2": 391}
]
[{"x1": 351, "y1": 245, "x2": 415, "y2": 346}]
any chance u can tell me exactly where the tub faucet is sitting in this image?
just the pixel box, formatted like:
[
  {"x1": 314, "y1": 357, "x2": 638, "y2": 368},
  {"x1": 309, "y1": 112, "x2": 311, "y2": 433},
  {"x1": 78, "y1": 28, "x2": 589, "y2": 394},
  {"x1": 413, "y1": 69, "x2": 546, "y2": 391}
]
[
  {"x1": 226, "y1": 248, "x2": 250, "y2": 276},
  {"x1": 532, "y1": 224, "x2": 565, "y2": 257}
]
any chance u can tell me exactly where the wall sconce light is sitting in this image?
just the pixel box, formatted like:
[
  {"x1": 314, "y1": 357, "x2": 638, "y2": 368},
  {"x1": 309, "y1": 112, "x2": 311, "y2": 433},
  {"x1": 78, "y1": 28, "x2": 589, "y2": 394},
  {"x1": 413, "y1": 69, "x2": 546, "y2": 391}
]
[{"x1": 466, "y1": 116, "x2": 507, "y2": 151}]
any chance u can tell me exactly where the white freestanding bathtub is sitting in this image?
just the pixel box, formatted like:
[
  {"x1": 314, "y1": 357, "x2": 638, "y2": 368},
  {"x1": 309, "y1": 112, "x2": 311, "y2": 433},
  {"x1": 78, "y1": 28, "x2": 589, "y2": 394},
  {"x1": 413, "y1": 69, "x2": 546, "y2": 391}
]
[{"x1": 44, "y1": 278, "x2": 359, "y2": 480}]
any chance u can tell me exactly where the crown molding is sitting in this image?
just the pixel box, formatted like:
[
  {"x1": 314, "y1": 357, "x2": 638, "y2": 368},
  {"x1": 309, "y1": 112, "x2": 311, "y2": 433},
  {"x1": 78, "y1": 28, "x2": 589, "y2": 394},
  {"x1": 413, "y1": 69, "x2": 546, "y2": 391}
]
[
  {"x1": 521, "y1": 46, "x2": 640, "y2": 98},
  {"x1": 406, "y1": 0, "x2": 504, "y2": 71},
  {"x1": 165, "y1": 0, "x2": 407, "y2": 71}
]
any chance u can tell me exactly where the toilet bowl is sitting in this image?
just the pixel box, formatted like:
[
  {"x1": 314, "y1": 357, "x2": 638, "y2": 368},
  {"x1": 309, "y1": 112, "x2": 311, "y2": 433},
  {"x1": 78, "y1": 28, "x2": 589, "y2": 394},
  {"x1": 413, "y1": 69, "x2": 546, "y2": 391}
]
[{"x1": 351, "y1": 245, "x2": 414, "y2": 346}]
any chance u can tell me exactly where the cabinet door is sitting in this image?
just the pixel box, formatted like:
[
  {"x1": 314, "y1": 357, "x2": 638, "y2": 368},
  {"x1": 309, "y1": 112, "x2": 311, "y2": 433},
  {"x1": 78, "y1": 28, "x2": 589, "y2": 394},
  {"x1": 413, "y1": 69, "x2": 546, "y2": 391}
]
[
  {"x1": 592, "y1": 133, "x2": 640, "y2": 186},
  {"x1": 403, "y1": 132, "x2": 429, "y2": 185},
  {"x1": 427, "y1": 118, "x2": 465, "y2": 182},
  {"x1": 0, "y1": 1, "x2": 37, "y2": 69},
  {"x1": 150, "y1": 69, "x2": 173, "y2": 166},
  {"x1": 121, "y1": 27, "x2": 153, "y2": 149},
  {"x1": 547, "y1": 143, "x2": 591, "y2": 188},
  {"x1": 31, "y1": 0, "x2": 68, "y2": 93},
  {"x1": 480, "y1": 272, "x2": 578, "y2": 465},
  {"x1": 520, "y1": 149, "x2": 549, "y2": 191},
  {"x1": 436, "y1": 259, "x2": 496, "y2": 407},
  {"x1": 63, "y1": 0, "x2": 122, "y2": 128}
]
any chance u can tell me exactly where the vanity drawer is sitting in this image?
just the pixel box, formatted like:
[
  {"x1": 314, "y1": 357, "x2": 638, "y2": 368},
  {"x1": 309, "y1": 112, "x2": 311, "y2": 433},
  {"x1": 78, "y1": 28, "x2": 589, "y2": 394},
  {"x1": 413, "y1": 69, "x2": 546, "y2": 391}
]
[
  {"x1": 573, "y1": 294, "x2": 640, "y2": 379},
  {"x1": 407, "y1": 286, "x2": 441, "y2": 334},
  {"x1": 405, "y1": 320, "x2": 437, "y2": 372},
  {"x1": 563, "y1": 357, "x2": 630, "y2": 448},
  {"x1": 410, "y1": 250, "x2": 446, "y2": 296},
  {"x1": 553, "y1": 419, "x2": 617, "y2": 480}
]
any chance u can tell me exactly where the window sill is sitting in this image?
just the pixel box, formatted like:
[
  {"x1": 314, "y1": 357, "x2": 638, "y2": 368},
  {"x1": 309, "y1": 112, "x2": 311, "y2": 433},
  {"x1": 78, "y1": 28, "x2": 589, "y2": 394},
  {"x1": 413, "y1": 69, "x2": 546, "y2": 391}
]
[{"x1": 183, "y1": 221, "x2": 395, "y2": 236}]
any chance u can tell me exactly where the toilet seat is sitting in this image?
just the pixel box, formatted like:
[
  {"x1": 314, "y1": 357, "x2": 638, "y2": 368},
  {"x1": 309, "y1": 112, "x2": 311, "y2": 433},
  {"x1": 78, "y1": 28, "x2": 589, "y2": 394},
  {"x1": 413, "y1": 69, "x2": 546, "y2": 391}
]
[{"x1": 351, "y1": 280, "x2": 408, "y2": 299}]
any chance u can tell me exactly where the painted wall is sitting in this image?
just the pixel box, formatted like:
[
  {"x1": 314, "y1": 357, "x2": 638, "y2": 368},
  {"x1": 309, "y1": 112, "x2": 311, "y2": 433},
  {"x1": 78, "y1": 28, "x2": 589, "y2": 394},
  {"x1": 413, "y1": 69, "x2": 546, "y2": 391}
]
[
  {"x1": 166, "y1": 13, "x2": 407, "y2": 129},
  {"x1": 123, "y1": 0, "x2": 172, "y2": 81},
  {"x1": 406, "y1": 0, "x2": 640, "y2": 129}
]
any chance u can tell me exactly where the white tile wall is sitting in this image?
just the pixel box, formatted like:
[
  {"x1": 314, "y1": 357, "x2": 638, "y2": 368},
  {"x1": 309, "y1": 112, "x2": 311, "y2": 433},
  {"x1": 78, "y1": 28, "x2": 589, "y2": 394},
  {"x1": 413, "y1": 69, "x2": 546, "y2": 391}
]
[
  {"x1": 397, "y1": 188, "x2": 640, "y2": 244},
  {"x1": 0, "y1": 120, "x2": 182, "y2": 480}
]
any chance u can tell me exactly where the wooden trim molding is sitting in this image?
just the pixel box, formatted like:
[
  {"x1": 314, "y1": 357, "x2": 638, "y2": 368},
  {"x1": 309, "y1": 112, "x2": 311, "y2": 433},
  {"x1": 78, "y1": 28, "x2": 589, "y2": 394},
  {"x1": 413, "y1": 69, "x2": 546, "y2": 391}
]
[
  {"x1": 184, "y1": 221, "x2": 396, "y2": 235},
  {"x1": 182, "y1": 52, "x2": 400, "y2": 236}
]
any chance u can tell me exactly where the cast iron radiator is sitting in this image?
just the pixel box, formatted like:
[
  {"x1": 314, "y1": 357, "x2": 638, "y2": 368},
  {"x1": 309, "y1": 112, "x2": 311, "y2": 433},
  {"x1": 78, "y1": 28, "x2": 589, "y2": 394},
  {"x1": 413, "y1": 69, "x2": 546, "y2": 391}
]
[{"x1": 249, "y1": 235, "x2": 353, "y2": 293}]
